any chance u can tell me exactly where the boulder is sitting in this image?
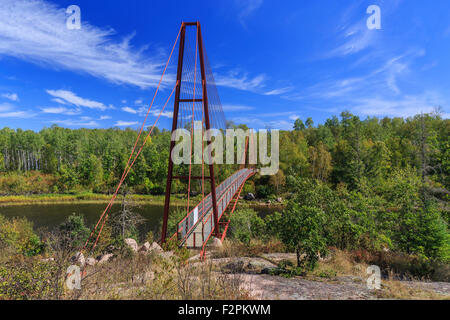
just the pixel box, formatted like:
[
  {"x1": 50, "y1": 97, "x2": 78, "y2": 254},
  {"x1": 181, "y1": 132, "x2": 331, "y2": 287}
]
[
  {"x1": 71, "y1": 251, "x2": 85, "y2": 267},
  {"x1": 97, "y1": 253, "x2": 113, "y2": 265},
  {"x1": 41, "y1": 257, "x2": 54, "y2": 262},
  {"x1": 85, "y1": 257, "x2": 97, "y2": 266},
  {"x1": 244, "y1": 193, "x2": 255, "y2": 200},
  {"x1": 148, "y1": 242, "x2": 163, "y2": 254},
  {"x1": 138, "y1": 241, "x2": 151, "y2": 253},
  {"x1": 210, "y1": 237, "x2": 223, "y2": 248},
  {"x1": 124, "y1": 238, "x2": 138, "y2": 252}
]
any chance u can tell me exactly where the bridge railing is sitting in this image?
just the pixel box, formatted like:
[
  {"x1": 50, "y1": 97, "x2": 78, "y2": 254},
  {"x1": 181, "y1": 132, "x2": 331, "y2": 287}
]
[
  {"x1": 197, "y1": 168, "x2": 254, "y2": 247},
  {"x1": 176, "y1": 168, "x2": 253, "y2": 246}
]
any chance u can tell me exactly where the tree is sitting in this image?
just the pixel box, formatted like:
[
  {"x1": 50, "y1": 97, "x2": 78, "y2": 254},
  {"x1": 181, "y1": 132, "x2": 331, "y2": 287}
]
[
  {"x1": 269, "y1": 169, "x2": 286, "y2": 194},
  {"x1": 305, "y1": 117, "x2": 314, "y2": 128},
  {"x1": 109, "y1": 192, "x2": 146, "y2": 241},
  {"x1": 278, "y1": 203, "x2": 327, "y2": 271},
  {"x1": 293, "y1": 118, "x2": 305, "y2": 131}
]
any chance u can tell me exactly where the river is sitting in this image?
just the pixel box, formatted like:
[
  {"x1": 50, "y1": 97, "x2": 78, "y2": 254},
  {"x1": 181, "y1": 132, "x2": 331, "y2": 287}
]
[{"x1": 0, "y1": 202, "x2": 278, "y2": 237}]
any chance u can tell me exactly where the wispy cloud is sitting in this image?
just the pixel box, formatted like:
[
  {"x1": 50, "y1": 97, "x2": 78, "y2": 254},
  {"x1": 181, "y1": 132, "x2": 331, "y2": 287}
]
[
  {"x1": 264, "y1": 87, "x2": 293, "y2": 96},
  {"x1": 0, "y1": 102, "x2": 34, "y2": 118},
  {"x1": 221, "y1": 104, "x2": 255, "y2": 112},
  {"x1": 0, "y1": 0, "x2": 169, "y2": 88},
  {"x1": 349, "y1": 91, "x2": 445, "y2": 118},
  {"x1": 99, "y1": 115, "x2": 111, "y2": 120},
  {"x1": 50, "y1": 118, "x2": 99, "y2": 127},
  {"x1": 122, "y1": 106, "x2": 137, "y2": 114},
  {"x1": 40, "y1": 106, "x2": 81, "y2": 115},
  {"x1": 214, "y1": 70, "x2": 266, "y2": 91},
  {"x1": 1, "y1": 93, "x2": 19, "y2": 101},
  {"x1": 46, "y1": 89, "x2": 108, "y2": 110},
  {"x1": 114, "y1": 120, "x2": 139, "y2": 127},
  {"x1": 235, "y1": 0, "x2": 263, "y2": 28}
]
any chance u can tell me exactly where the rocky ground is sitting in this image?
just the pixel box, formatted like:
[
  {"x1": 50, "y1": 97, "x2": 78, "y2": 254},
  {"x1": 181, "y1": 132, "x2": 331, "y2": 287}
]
[{"x1": 194, "y1": 253, "x2": 450, "y2": 300}]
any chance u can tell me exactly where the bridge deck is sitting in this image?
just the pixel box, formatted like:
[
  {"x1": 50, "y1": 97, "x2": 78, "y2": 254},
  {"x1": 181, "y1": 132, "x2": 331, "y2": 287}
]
[{"x1": 176, "y1": 168, "x2": 255, "y2": 248}]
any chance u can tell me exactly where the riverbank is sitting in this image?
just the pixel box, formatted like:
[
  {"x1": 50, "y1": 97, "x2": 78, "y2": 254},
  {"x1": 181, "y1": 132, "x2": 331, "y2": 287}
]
[{"x1": 0, "y1": 192, "x2": 286, "y2": 210}]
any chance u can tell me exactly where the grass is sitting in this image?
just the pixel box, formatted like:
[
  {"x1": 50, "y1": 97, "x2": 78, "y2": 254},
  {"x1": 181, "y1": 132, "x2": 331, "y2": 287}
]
[{"x1": 0, "y1": 193, "x2": 183, "y2": 206}]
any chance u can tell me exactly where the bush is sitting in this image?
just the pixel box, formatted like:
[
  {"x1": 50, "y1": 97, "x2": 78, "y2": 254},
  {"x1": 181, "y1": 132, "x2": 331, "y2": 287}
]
[
  {"x1": 0, "y1": 214, "x2": 43, "y2": 256},
  {"x1": 228, "y1": 209, "x2": 265, "y2": 244},
  {"x1": 58, "y1": 213, "x2": 90, "y2": 248}
]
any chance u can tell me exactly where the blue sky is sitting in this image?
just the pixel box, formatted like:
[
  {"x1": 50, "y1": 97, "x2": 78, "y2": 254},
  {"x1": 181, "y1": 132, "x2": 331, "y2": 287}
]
[{"x1": 0, "y1": 0, "x2": 449, "y2": 131}]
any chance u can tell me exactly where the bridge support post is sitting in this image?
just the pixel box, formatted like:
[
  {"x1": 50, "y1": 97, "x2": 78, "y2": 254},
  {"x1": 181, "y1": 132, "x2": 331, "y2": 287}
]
[
  {"x1": 197, "y1": 22, "x2": 221, "y2": 239},
  {"x1": 161, "y1": 21, "x2": 220, "y2": 243},
  {"x1": 161, "y1": 23, "x2": 186, "y2": 244}
]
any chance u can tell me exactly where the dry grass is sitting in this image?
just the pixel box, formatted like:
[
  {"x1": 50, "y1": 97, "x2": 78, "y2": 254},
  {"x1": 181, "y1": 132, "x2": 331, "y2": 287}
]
[
  {"x1": 213, "y1": 238, "x2": 285, "y2": 259},
  {"x1": 63, "y1": 250, "x2": 250, "y2": 300}
]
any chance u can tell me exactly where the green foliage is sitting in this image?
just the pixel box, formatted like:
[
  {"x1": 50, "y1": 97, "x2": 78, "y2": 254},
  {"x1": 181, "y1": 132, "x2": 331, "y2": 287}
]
[
  {"x1": 0, "y1": 214, "x2": 43, "y2": 256},
  {"x1": 58, "y1": 213, "x2": 90, "y2": 248},
  {"x1": 277, "y1": 203, "x2": 327, "y2": 271},
  {"x1": 0, "y1": 260, "x2": 60, "y2": 300},
  {"x1": 228, "y1": 208, "x2": 265, "y2": 244}
]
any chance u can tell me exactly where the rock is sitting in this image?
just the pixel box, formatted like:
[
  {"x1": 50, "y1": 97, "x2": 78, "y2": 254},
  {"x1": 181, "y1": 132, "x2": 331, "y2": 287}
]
[
  {"x1": 85, "y1": 257, "x2": 97, "y2": 266},
  {"x1": 276, "y1": 197, "x2": 282, "y2": 203},
  {"x1": 223, "y1": 259, "x2": 245, "y2": 273},
  {"x1": 148, "y1": 242, "x2": 163, "y2": 254},
  {"x1": 210, "y1": 237, "x2": 223, "y2": 248},
  {"x1": 261, "y1": 266, "x2": 277, "y2": 274},
  {"x1": 71, "y1": 252, "x2": 85, "y2": 267},
  {"x1": 41, "y1": 257, "x2": 54, "y2": 262},
  {"x1": 138, "y1": 241, "x2": 151, "y2": 253},
  {"x1": 247, "y1": 259, "x2": 277, "y2": 271},
  {"x1": 124, "y1": 238, "x2": 138, "y2": 252},
  {"x1": 244, "y1": 193, "x2": 255, "y2": 200},
  {"x1": 97, "y1": 253, "x2": 114, "y2": 265}
]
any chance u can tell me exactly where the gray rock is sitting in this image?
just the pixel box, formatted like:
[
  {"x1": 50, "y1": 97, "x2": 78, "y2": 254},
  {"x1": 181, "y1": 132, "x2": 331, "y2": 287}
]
[
  {"x1": 138, "y1": 241, "x2": 151, "y2": 253},
  {"x1": 71, "y1": 251, "x2": 85, "y2": 267},
  {"x1": 97, "y1": 253, "x2": 114, "y2": 264},
  {"x1": 149, "y1": 242, "x2": 163, "y2": 253},
  {"x1": 124, "y1": 238, "x2": 138, "y2": 252},
  {"x1": 244, "y1": 193, "x2": 255, "y2": 200},
  {"x1": 210, "y1": 237, "x2": 223, "y2": 248}
]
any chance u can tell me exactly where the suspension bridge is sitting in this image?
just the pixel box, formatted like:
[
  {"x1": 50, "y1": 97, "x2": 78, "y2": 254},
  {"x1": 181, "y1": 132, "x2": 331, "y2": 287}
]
[{"x1": 82, "y1": 21, "x2": 256, "y2": 258}]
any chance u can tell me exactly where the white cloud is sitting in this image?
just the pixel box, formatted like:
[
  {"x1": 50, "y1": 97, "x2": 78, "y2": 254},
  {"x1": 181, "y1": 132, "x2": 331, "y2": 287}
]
[
  {"x1": 0, "y1": 0, "x2": 170, "y2": 88},
  {"x1": 114, "y1": 120, "x2": 139, "y2": 127},
  {"x1": 40, "y1": 106, "x2": 81, "y2": 115},
  {"x1": 51, "y1": 98, "x2": 68, "y2": 105},
  {"x1": 215, "y1": 71, "x2": 266, "y2": 92},
  {"x1": 350, "y1": 92, "x2": 445, "y2": 118},
  {"x1": 46, "y1": 89, "x2": 108, "y2": 110},
  {"x1": 235, "y1": 0, "x2": 263, "y2": 28},
  {"x1": 51, "y1": 119, "x2": 99, "y2": 127},
  {"x1": 134, "y1": 99, "x2": 143, "y2": 105},
  {"x1": 0, "y1": 102, "x2": 34, "y2": 118},
  {"x1": 1, "y1": 93, "x2": 19, "y2": 101},
  {"x1": 221, "y1": 104, "x2": 255, "y2": 112},
  {"x1": 99, "y1": 115, "x2": 111, "y2": 120},
  {"x1": 121, "y1": 100, "x2": 127, "y2": 104},
  {"x1": 122, "y1": 106, "x2": 137, "y2": 114},
  {"x1": 264, "y1": 87, "x2": 293, "y2": 96}
]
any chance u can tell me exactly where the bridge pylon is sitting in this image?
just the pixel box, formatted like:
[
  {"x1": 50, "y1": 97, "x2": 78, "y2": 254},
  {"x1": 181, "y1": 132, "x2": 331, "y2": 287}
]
[{"x1": 161, "y1": 22, "x2": 220, "y2": 244}]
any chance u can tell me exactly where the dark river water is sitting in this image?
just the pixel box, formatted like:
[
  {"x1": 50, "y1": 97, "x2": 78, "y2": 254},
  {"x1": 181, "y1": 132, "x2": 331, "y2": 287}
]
[
  {"x1": 0, "y1": 202, "x2": 278, "y2": 237},
  {"x1": 0, "y1": 203, "x2": 166, "y2": 236}
]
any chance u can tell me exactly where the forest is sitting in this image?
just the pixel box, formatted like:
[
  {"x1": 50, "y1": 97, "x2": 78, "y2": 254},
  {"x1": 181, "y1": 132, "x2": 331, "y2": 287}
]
[{"x1": 0, "y1": 110, "x2": 449, "y2": 265}]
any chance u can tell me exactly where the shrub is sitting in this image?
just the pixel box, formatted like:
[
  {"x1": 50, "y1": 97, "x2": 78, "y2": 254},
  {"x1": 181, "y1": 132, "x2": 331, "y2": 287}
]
[
  {"x1": 0, "y1": 214, "x2": 43, "y2": 256},
  {"x1": 228, "y1": 209, "x2": 265, "y2": 244}
]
